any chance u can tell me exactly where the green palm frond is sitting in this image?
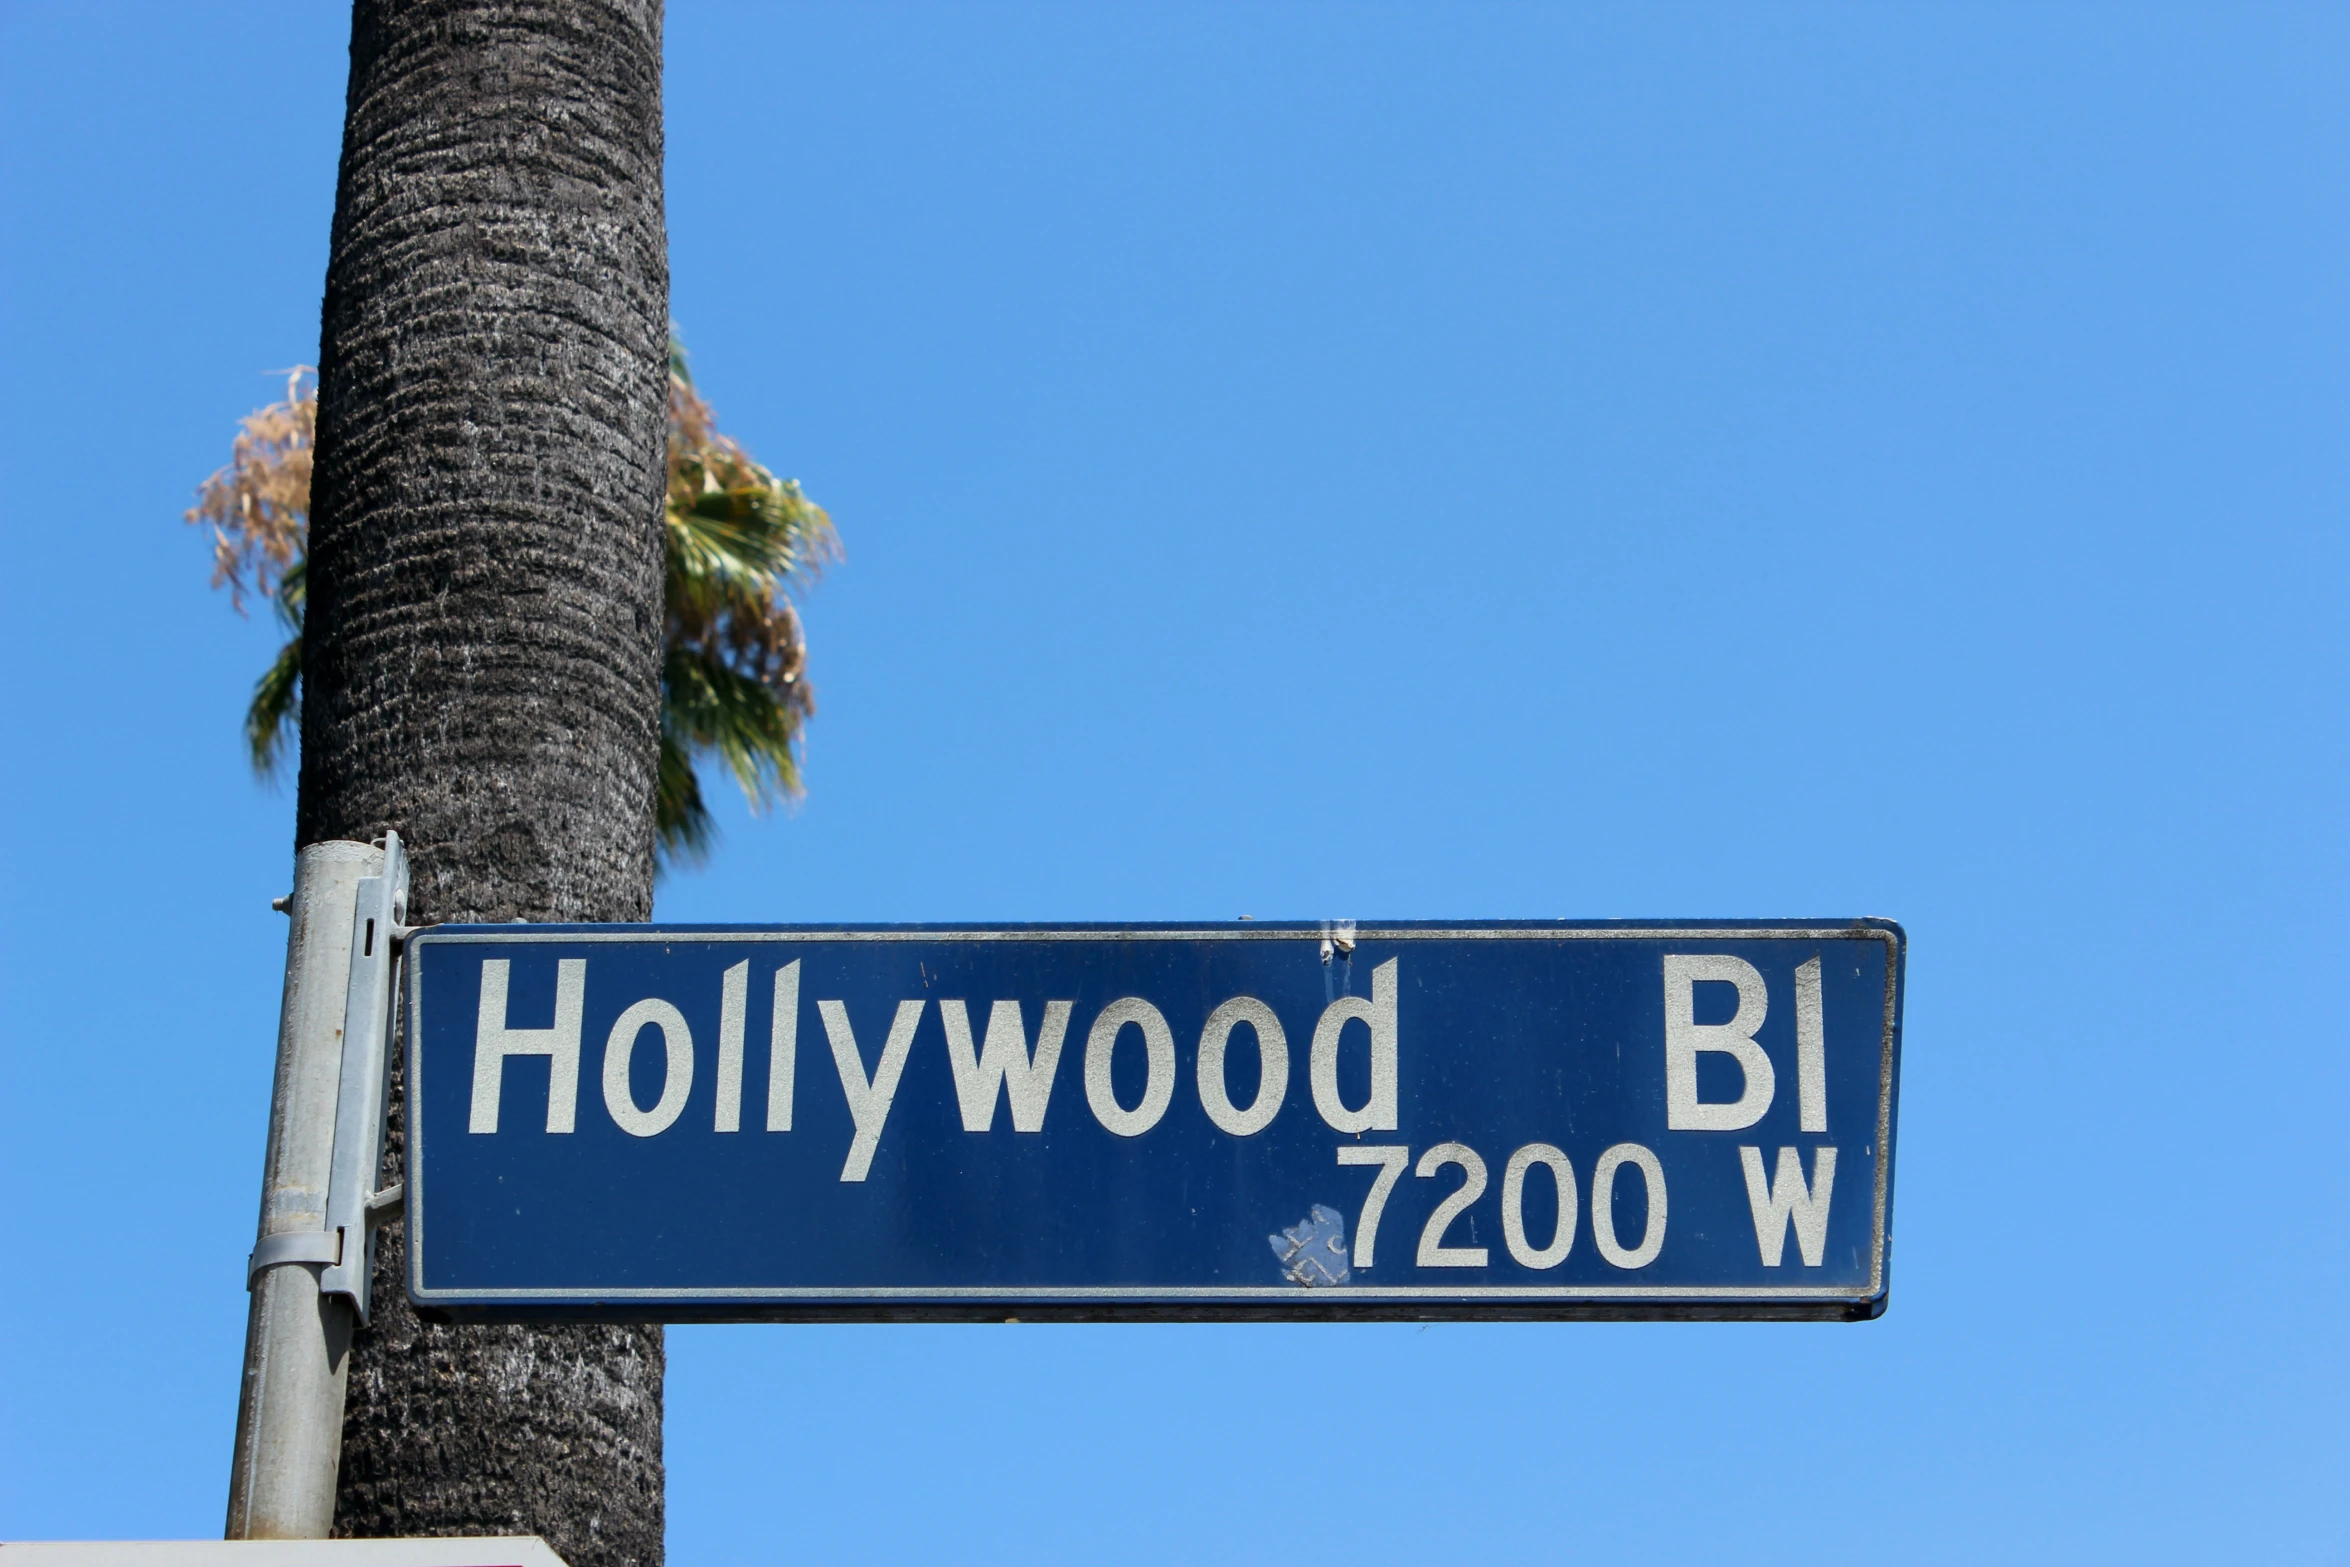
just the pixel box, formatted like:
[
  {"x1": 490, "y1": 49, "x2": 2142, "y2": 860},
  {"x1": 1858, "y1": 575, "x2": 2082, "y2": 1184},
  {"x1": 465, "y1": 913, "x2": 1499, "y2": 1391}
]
[
  {"x1": 246, "y1": 557, "x2": 307, "y2": 778},
  {"x1": 661, "y1": 646, "x2": 806, "y2": 803},
  {"x1": 655, "y1": 723, "x2": 715, "y2": 867},
  {"x1": 247, "y1": 635, "x2": 303, "y2": 778},
  {"x1": 667, "y1": 475, "x2": 830, "y2": 590}
]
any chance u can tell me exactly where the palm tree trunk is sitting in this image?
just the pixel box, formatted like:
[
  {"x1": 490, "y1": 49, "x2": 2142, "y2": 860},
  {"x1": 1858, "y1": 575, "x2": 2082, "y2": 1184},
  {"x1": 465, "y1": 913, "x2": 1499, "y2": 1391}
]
[{"x1": 296, "y1": 4, "x2": 669, "y2": 1563}]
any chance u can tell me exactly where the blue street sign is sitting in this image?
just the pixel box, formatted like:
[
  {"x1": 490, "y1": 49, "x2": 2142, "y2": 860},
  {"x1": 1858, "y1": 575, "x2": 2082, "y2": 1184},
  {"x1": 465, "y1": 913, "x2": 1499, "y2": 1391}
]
[{"x1": 403, "y1": 921, "x2": 1903, "y2": 1320}]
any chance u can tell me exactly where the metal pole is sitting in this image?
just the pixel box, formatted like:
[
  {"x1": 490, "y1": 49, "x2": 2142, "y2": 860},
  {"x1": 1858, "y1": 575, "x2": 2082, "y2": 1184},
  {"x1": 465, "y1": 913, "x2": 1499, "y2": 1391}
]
[{"x1": 226, "y1": 839, "x2": 381, "y2": 1538}]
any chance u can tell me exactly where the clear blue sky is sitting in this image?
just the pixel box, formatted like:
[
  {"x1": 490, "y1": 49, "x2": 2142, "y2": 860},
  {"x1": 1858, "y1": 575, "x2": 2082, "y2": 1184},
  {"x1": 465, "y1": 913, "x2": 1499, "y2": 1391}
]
[{"x1": 3, "y1": 3, "x2": 2345, "y2": 1561}]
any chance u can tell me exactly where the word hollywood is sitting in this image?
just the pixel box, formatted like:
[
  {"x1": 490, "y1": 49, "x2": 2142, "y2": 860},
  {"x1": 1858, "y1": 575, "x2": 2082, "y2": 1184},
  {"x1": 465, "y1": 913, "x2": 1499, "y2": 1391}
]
[{"x1": 405, "y1": 923, "x2": 1904, "y2": 1320}]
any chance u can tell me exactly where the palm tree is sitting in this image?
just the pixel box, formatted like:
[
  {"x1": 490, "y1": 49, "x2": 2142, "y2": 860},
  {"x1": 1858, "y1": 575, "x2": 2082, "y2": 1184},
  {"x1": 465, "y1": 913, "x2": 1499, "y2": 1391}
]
[
  {"x1": 189, "y1": 346, "x2": 835, "y2": 868},
  {"x1": 195, "y1": 4, "x2": 719, "y2": 1560}
]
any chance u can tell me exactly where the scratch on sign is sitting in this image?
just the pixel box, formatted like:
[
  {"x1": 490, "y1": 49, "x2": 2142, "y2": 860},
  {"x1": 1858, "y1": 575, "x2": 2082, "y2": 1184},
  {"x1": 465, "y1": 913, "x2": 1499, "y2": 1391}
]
[{"x1": 1268, "y1": 1204, "x2": 1351, "y2": 1287}]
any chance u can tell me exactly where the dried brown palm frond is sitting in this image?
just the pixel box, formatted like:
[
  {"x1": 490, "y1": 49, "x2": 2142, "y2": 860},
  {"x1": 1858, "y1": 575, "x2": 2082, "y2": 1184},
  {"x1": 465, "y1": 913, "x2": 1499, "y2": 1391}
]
[
  {"x1": 186, "y1": 370, "x2": 314, "y2": 777},
  {"x1": 187, "y1": 368, "x2": 314, "y2": 616}
]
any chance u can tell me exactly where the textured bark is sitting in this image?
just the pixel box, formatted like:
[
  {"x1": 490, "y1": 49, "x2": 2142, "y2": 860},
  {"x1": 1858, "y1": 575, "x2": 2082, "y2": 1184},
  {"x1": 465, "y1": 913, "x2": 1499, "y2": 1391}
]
[{"x1": 296, "y1": 4, "x2": 669, "y2": 1564}]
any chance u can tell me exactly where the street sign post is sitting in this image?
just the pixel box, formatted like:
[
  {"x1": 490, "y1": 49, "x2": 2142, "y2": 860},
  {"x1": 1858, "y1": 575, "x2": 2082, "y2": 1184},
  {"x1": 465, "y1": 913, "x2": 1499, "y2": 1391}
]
[
  {"x1": 229, "y1": 837, "x2": 409, "y2": 1542},
  {"x1": 404, "y1": 920, "x2": 1903, "y2": 1321}
]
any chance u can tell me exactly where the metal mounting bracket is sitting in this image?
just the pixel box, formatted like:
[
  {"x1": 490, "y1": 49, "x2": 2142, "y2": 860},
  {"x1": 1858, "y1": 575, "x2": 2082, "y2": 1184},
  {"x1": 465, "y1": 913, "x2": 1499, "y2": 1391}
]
[
  {"x1": 247, "y1": 1230, "x2": 340, "y2": 1278},
  {"x1": 242, "y1": 832, "x2": 411, "y2": 1324}
]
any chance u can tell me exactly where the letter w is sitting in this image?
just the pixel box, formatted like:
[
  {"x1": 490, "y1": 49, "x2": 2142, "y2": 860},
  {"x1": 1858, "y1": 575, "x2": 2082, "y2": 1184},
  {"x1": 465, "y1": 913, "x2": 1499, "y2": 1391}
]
[
  {"x1": 940, "y1": 1000, "x2": 1072, "y2": 1132},
  {"x1": 1740, "y1": 1146, "x2": 1838, "y2": 1267}
]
